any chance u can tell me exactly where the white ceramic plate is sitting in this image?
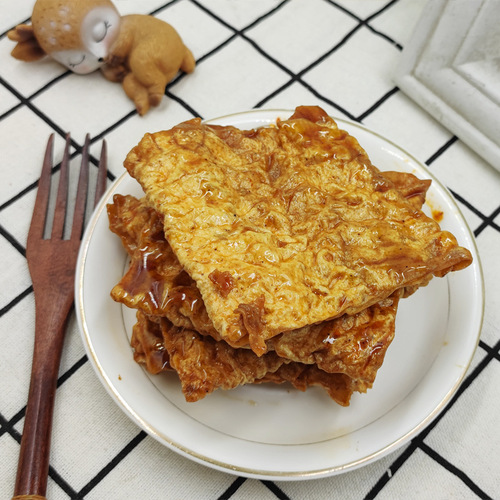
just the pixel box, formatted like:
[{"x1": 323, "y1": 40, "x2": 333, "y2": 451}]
[{"x1": 75, "y1": 110, "x2": 484, "y2": 480}]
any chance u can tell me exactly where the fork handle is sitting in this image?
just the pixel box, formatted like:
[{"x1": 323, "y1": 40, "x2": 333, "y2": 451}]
[
  {"x1": 13, "y1": 302, "x2": 71, "y2": 499},
  {"x1": 12, "y1": 496, "x2": 47, "y2": 500}
]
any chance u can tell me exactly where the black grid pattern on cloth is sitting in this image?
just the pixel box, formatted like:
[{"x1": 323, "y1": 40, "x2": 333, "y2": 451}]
[{"x1": 0, "y1": 0, "x2": 498, "y2": 498}]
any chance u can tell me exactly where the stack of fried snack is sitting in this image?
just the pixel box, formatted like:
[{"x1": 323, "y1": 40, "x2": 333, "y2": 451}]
[{"x1": 107, "y1": 106, "x2": 472, "y2": 406}]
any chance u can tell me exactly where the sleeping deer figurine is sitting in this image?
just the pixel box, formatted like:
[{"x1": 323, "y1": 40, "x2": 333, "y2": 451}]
[{"x1": 8, "y1": 0, "x2": 196, "y2": 115}]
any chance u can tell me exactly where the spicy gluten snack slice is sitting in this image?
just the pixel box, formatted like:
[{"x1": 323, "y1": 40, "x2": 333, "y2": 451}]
[
  {"x1": 108, "y1": 191, "x2": 404, "y2": 384},
  {"x1": 131, "y1": 310, "x2": 358, "y2": 406},
  {"x1": 108, "y1": 193, "x2": 402, "y2": 404},
  {"x1": 108, "y1": 168, "x2": 428, "y2": 374},
  {"x1": 123, "y1": 106, "x2": 472, "y2": 356},
  {"x1": 160, "y1": 317, "x2": 362, "y2": 406},
  {"x1": 109, "y1": 109, "x2": 472, "y2": 405},
  {"x1": 108, "y1": 169, "x2": 431, "y2": 341}
]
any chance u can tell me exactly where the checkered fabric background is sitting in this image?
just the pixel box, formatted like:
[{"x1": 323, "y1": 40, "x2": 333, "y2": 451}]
[{"x1": 1, "y1": 0, "x2": 499, "y2": 498}]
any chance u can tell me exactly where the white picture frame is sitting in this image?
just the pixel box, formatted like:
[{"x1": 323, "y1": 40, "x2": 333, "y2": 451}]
[{"x1": 394, "y1": 0, "x2": 500, "y2": 170}]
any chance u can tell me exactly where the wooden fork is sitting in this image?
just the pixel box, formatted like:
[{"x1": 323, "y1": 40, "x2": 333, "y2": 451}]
[{"x1": 12, "y1": 134, "x2": 107, "y2": 500}]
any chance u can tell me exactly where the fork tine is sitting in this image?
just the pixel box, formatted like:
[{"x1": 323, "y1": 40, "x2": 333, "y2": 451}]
[
  {"x1": 94, "y1": 139, "x2": 108, "y2": 208},
  {"x1": 71, "y1": 134, "x2": 90, "y2": 240},
  {"x1": 28, "y1": 134, "x2": 54, "y2": 242},
  {"x1": 51, "y1": 134, "x2": 71, "y2": 239}
]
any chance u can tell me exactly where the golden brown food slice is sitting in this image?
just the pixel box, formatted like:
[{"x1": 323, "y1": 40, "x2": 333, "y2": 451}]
[
  {"x1": 381, "y1": 171, "x2": 431, "y2": 210},
  {"x1": 109, "y1": 166, "x2": 430, "y2": 323},
  {"x1": 115, "y1": 208, "x2": 400, "y2": 387},
  {"x1": 268, "y1": 291, "x2": 402, "y2": 386},
  {"x1": 257, "y1": 364, "x2": 357, "y2": 407},
  {"x1": 131, "y1": 311, "x2": 171, "y2": 375},
  {"x1": 130, "y1": 312, "x2": 357, "y2": 405},
  {"x1": 109, "y1": 175, "x2": 425, "y2": 405},
  {"x1": 160, "y1": 317, "x2": 364, "y2": 405},
  {"x1": 108, "y1": 194, "x2": 186, "y2": 319},
  {"x1": 124, "y1": 106, "x2": 472, "y2": 355},
  {"x1": 109, "y1": 167, "x2": 429, "y2": 356},
  {"x1": 128, "y1": 289, "x2": 398, "y2": 401},
  {"x1": 108, "y1": 194, "x2": 220, "y2": 338},
  {"x1": 154, "y1": 292, "x2": 399, "y2": 403},
  {"x1": 118, "y1": 219, "x2": 400, "y2": 396},
  {"x1": 160, "y1": 319, "x2": 286, "y2": 402}
]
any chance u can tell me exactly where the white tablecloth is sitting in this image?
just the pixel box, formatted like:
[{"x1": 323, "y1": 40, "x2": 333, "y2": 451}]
[{"x1": 1, "y1": 1, "x2": 499, "y2": 499}]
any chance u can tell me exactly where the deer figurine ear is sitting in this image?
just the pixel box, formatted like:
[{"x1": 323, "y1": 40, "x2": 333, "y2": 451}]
[{"x1": 8, "y1": 25, "x2": 47, "y2": 61}]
